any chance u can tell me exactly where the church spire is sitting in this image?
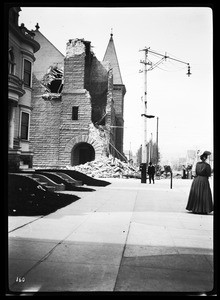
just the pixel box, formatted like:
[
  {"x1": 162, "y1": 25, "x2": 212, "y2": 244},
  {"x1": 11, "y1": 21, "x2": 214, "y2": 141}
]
[
  {"x1": 110, "y1": 28, "x2": 113, "y2": 39},
  {"x1": 103, "y1": 31, "x2": 123, "y2": 85}
]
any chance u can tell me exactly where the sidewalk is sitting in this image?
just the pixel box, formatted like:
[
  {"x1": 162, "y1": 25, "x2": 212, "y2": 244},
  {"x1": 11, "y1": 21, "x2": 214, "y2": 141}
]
[{"x1": 8, "y1": 178, "x2": 214, "y2": 293}]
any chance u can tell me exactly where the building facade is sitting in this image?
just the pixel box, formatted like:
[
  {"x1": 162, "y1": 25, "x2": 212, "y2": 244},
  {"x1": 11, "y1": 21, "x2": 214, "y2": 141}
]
[
  {"x1": 30, "y1": 27, "x2": 126, "y2": 168},
  {"x1": 8, "y1": 7, "x2": 40, "y2": 171}
]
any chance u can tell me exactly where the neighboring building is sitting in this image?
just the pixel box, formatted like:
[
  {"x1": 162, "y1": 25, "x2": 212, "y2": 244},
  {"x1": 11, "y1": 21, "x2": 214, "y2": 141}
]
[
  {"x1": 8, "y1": 7, "x2": 40, "y2": 171},
  {"x1": 30, "y1": 27, "x2": 126, "y2": 168},
  {"x1": 31, "y1": 23, "x2": 64, "y2": 82}
]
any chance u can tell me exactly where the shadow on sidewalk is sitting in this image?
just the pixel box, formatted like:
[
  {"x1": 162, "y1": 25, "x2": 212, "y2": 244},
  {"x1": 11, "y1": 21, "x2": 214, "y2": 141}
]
[
  {"x1": 8, "y1": 172, "x2": 111, "y2": 217},
  {"x1": 8, "y1": 190, "x2": 81, "y2": 217}
]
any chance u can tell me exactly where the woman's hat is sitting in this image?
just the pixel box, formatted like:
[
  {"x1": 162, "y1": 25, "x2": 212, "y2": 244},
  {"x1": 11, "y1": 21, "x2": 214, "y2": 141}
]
[{"x1": 202, "y1": 151, "x2": 211, "y2": 156}]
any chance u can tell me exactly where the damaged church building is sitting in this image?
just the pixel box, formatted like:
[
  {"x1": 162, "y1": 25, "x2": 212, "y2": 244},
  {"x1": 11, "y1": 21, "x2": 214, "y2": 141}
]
[{"x1": 30, "y1": 25, "x2": 126, "y2": 168}]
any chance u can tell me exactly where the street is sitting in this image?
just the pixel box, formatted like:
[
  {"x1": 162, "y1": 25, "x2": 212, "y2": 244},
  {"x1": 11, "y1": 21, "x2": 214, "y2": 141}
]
[{"x1": 8, "y1": 177, "x2": 214, "y2": 294}]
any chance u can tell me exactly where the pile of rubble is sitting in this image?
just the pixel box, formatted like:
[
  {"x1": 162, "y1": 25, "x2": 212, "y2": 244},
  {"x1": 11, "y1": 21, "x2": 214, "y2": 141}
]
[{"x1": 67, "y1": 157, "x2": 140, "y2": 178}]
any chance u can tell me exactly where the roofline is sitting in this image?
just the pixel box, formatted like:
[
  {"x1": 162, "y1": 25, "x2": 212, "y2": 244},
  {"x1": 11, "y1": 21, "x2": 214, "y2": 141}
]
[{"x1": 33, "y1": 29, "x2": 65, "y2": 58}]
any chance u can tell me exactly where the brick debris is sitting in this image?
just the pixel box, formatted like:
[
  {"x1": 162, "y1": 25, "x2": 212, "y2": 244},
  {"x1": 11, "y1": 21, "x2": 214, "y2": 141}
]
[{"x1": 67, "y1": 156, "x2": 140, "y2": 178}]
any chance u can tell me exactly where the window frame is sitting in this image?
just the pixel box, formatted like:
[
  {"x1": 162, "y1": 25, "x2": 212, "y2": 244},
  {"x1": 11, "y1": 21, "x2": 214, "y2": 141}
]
[
  {"x1": 20, "y1": 111, "x2": 30, "y2": 141},
  {"x1": 23, "y1": 59, "x2": 32, "y2": 87}
]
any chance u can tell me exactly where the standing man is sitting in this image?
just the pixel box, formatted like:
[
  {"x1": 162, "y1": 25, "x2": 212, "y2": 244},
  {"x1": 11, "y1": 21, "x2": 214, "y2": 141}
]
[{"x1": 148, "y1": 162, "x2": 155, "y2": 184}]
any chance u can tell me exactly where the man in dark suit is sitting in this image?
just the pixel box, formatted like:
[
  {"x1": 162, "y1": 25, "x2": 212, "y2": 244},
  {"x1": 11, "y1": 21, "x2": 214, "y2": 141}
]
[{"x1": 148, "y1": 162, "x2": 155, "y2": 184}]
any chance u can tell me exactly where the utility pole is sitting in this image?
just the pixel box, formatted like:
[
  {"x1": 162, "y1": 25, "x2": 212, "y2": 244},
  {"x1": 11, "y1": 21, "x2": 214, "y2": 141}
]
[
  {"x1": 149, "y1": 132, "x2": 153, "y2": 163},
  {"x1": 156, "y1": 116, "x2": 159, "y2": 169},
  {"x1": 139, "y1": 47, "x2": 191, "y2": 184},
  {"x1": 140, "y1": 48, "x2": 151, "y2": 183}
]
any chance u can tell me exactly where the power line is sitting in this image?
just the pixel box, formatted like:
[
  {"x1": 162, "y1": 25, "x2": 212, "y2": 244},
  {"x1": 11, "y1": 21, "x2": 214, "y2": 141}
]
[
  {"x1": 140, "y1": 47, "x2": 192, "y2": 76},
  {"x1": 139, "y1": 46, "x2": 191, "y2": 183}
]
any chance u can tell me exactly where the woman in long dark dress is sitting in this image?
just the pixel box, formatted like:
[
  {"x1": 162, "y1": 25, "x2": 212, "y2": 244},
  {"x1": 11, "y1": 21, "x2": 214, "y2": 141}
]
[{"x1": 186, "y1": 151, "x2": 213, "y2": 214}]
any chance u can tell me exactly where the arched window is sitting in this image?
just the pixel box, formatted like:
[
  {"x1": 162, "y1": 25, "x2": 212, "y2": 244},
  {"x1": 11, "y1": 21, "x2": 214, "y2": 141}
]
[{"x1": 8, "y1": 48, "x2": 15, "y2": 75}]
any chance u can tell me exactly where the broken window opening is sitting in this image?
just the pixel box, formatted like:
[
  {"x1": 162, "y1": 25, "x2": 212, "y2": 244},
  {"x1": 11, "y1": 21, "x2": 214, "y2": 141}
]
[
  {"x1": 48, "y1": 79, "x2": 63, "y2": 93},
  {"x1": 41, "y1": 66, "x2": 63, "y2": 98}
]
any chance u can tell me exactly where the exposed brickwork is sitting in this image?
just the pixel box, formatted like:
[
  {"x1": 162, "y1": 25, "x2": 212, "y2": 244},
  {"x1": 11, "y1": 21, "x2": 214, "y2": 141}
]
[
  {"x1": 115, "y1": 116, "x2": 124, "y2": 155},
  {"x1": 58, "y1": 90, "x2": 92, "y2": 167},
  {"x1": 63, "y1": 56, "x2": 85, "y2": 91},
  {"x1": 113, "y1": 85, "x2": 125, "y2": 116},
  {"x1": 30, "y1": 75, "x2": 61, "y2": 168},
  {"x1": 112, "y1": 85, "x2": 125, "y2": 156},
  {"x1": 30, "y1": 36, "x2": 126, "y2": 168}
]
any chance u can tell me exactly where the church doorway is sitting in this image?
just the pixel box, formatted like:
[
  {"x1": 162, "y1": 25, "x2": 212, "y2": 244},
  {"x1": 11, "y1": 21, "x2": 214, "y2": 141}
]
[{"x1": 71, "y1": 142, "x2": 95, "y2": 166}]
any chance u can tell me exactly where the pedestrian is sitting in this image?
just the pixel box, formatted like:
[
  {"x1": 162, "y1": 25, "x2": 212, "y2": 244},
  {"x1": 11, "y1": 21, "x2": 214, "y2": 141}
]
[
  {"x1": 186, "y1": 151, "x2": 213, "y2": 214},
  {"x1": 148, "y1": 162, "x2": 155, "y2": 184},
  {"x1": 182, "y1": 165, "x2": 186, "y2": 179}
]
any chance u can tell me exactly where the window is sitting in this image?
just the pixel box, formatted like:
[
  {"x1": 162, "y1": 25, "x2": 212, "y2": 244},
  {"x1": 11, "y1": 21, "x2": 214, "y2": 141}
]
[
  {"x1": 23, "y1": 59, "x2": 32, "y2": 87},
  {"x1": 8, "y1": 49, "x2": 15, "y2": 75},
  {"x1": 72, "y1": 106, "x2": 79, "y2": 120},
  {"x1": 20, "y1": 112, "x2": 29, "y2": 140}
]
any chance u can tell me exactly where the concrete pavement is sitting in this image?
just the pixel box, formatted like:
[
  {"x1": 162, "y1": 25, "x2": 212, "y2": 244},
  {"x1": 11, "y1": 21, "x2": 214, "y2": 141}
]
[{"x1": 8, "y1": 178, "x2": 214, "y2": 293}]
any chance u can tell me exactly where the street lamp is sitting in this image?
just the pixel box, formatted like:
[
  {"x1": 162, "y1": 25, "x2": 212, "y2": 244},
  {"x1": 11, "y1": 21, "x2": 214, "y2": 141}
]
[{"x1": 141, "y1": 114, "x2": 155, "y2": 118}]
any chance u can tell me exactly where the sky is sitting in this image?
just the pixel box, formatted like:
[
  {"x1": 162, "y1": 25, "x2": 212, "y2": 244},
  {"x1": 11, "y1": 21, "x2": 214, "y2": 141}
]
[{"x1": 19, "y1": 6, "x2": 213, "y2": 164}]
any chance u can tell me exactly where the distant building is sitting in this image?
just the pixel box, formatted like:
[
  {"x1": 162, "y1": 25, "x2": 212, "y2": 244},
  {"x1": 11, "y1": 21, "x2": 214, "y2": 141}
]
[
  {"x1": 179, "y1": 157, "x2": 186, "y2": 165},
  {"x1": 186, "y1": 149, "x2": 196, "y2": 165},
  {"x1": 124, "y1": 150, "x2": 130, "y2": 161},
  {"x1": 8, "y1": 7, "x2": 40, "y2": 171},
  {"x1": 30, "y1": 28, "x2": 126, "y2": 168}
]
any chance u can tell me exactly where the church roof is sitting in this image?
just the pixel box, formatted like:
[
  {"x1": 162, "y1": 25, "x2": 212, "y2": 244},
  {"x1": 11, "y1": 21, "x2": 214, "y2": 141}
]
[{"x1": 103, "y1": 33, "x2": 123, "y2": 85}]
